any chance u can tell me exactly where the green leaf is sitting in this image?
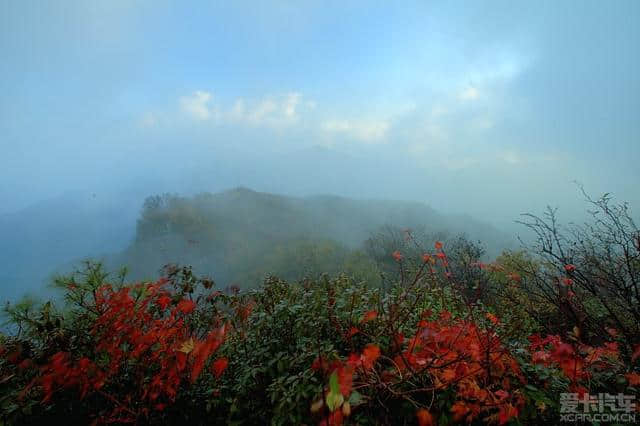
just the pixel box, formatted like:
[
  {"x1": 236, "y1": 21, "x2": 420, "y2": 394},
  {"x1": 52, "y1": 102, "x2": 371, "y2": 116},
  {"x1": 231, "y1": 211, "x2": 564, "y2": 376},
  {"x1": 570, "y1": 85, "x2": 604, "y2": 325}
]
[
  {"x1": 329, "y1": 371, "x2": 339, "y2": 395},
  {"x1": 326, "y1": 371, "x2": 344, "y2": 411},
  {"x1": 348, "y1": 391, "x2": 363, "y2": 406},
  {"x1": 326, "y1": 391, "x2": 343, "y2": 412}
]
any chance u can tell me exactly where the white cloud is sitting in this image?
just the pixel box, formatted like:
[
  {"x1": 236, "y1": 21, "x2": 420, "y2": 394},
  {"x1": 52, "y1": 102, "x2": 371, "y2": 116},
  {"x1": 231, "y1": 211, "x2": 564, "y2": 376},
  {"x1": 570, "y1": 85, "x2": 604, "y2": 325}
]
[
  {"x1": 322, "y1": 119, "x2": 390, "y2": 143},
  {"x1": 180, "y1": 90, "x2": 214, "y2": 120},
  {"x1": 234, "y1": 93, "x2": 307, "y2": 127},
  {"x1": 283, "y1": 92, "x2": 302, "y2": 118},
  {"x1": 248, "y1": 98, "x2": 278, "y2": 124},
  {"x1": 229, "y1": 98, "x2": 246, "y2": 121}
]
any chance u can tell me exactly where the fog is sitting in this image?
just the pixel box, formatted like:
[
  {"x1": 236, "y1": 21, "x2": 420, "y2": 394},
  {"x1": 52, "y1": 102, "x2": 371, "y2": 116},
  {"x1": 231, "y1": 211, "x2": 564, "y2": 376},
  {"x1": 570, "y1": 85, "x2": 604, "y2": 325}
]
[{"x1": 1, "y1": 1, "x2": 638, "y2": 300}]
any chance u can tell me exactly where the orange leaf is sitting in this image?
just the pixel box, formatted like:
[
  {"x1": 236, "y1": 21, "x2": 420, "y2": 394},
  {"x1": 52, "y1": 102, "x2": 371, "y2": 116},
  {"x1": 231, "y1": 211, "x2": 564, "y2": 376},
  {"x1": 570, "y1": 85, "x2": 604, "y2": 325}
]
[
  {"x1": 416, "y1": 408, "x2": 434, "y2": 426},
  {"x1": 337, "y1": 366, "x2": 354, "y2": 396},
  {"x1": 498, "y1": 403, "x2": 518, "y2": 425},
  {"x1": 626, "y1": 372, "x2": 640, "y2": 386},
  {"x1": 361, "y1": 311, "x2": 378, "y2": 323},
  {"x1": 441, "y1": 368, "x2": 456, "y2": 382},
  {"x1": 361, "y1": 344, "x2": 380, "y2": 370},
  {"x1": 486, "y1": 312, "x2": 500, "y2": 325},
  {"x1": 450, "y1": 401, "x2": 470, "y2": 422},
  {"x1": 177, "y1": 299, "x2": 196, "y2": 314},
  {"x1": 632, "y1": 344, "x2": 640, "y2": 363}
]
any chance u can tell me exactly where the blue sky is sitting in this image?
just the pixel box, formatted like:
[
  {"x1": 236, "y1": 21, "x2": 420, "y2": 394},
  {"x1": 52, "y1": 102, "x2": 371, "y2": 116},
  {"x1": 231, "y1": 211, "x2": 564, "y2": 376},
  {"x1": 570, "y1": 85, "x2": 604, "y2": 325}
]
[{"x1": 1, "y1": 0, "x2": 638, "y2": 226}]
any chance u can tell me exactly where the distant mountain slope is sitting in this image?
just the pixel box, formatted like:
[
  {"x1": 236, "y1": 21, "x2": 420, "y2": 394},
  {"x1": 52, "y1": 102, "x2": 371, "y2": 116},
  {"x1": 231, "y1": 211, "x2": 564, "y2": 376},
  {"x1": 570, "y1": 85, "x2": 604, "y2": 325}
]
[
  {"x1": 0, "y1": 191, "x2": 137, "y2": 302},
  {"x1": 1, "y1": 187, "x2": 514, "y2": 302},
  {"x1": 116, "y1": 188, "x2": 514, "y2": 287}
]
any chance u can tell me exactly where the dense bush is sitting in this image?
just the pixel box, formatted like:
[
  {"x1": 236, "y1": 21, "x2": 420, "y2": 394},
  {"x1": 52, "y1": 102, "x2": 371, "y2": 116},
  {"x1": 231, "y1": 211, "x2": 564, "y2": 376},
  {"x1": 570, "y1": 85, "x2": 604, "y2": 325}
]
[{"x1": 1, "y1": 206, "x2": 639, "y2": 424}]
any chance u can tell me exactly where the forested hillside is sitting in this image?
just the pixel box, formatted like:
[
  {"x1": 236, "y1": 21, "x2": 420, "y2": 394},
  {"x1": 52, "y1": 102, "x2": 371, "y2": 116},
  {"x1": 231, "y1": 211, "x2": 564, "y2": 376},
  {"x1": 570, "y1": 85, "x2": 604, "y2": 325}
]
[{"x1": 115, "y1": 188, "x2": 514, "y2": 287}]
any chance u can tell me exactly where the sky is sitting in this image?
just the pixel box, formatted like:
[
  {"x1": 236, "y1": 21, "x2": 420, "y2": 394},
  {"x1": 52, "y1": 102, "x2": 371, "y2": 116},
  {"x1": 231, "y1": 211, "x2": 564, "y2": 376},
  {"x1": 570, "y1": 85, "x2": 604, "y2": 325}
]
[{"x1": 1, "y1": 0, "x2": 639, "y2": 228}]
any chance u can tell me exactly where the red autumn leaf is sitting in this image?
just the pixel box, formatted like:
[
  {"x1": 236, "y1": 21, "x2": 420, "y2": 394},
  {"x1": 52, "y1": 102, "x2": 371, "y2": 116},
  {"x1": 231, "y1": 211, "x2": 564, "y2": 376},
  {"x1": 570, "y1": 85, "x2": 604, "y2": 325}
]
[
  {"x1": 392, "y1": 251, "x2": 404, "y2": 262},
  {"x1": 394, "y1": 332, "x2": 404, "y2": 347},
  {"x1": 552, "y1": 343, "x2": 574, "y2": 360},
  {"x1": 626, "y1": 372, "x2": 640, "y2": 386},
  {"x1": 175, "y1": 351, "x2": 187, "y2": 372},
  {"x1": 190, "y1": 342, "x2": 210, "y2": 383},
  {"x1": 507, "y1": 273, "x2": 521, "y2": 283},
  {"x1": 435, "y1": 241, "x2": 443, "y2": 250},
  {"x1": 312, "y1": 356, "x2": 326, "y2": 371},
  {"x1": 441, "y1": 368, "x2": 456, "y2": 382},
  {"x1": 531, "y1": 351, "x2": 550, "y2": 364},
  {"x1": 361, "y1": 310, "x2": 378, "y2": 323},
  {"x1": 327, "y1": 409, "x2": 343, "y2": 426},
  {"x1": 416, "y1": 408, "x2": 434, "y2": 426},
  {"x1": 211, "y1": 357, "x2": 228, "y2": 378},
  {"x1": 632, "y1": 344, "x2": 640, "y2": 363},
  {"x1": 486, "y1": 313, "x2": 500, "y2": 325},
  {"x1": 450, "y1": 401, "x2": 470, "y2": 422},
  {"x1": 6, "y1": 350, "x2": 21, "y2": 364},
  {"x1": 337, "y1": 366, "x2": 354, "y2": 396},
  {"x1": 439, "y1": 311, "x2": 452, "y2": 321},
  {"x1": 18, "y1": 359, "x2": 32, "y2": 370},
  {"x1": 156, "y1": 295, "x2": 171, "y2": 310},
  {"x1": 177, "y1": 299, "x2": 196, "y2": 314},
  {"x1": 237, "y1": 302, "x2": 254, "y2": 321},
  {"x1": 564, "y1": 264, "x2": 576, "y2": 273},
  {"x1": 361, "y1": 344, "x2": 380, "y2": 370},
  {"x1": 498, "y1": 403, "x2": 518, "y2": 425},
  {"x1": 346, "y1": 353, "x2": 361, "y2": 369},
  {"x1": 494, "y1": 389, "x2": 509, "y2": 401}
]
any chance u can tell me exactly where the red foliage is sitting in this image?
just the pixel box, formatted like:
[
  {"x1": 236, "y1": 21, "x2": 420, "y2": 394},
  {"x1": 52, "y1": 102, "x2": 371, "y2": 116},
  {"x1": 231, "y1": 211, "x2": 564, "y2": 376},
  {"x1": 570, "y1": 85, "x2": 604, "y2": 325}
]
[
  {"x1": 211, "y1": 357, "x2": 229, "y2": 378},
  {"x1": 416, "y1": 408, "x2": 434, "y2": 426},
  {"x1": 632, "y1": 344, "x2": 640, "y2": 363},
  {"x1": 316, "y1": 312, "x2": 525, "y2": 424},
  {"x1": 529, "y1": 334, "x2": 622, "y2": 388},
  {"x1": 360, "y1": 310, "x2": 378, "y2": 323},
  {"x1": 177, "y1": 299, "x2": 196, "y2": 314},
  {"x1": 25, "y1": 280, "x2": 227, "y2": 423}
]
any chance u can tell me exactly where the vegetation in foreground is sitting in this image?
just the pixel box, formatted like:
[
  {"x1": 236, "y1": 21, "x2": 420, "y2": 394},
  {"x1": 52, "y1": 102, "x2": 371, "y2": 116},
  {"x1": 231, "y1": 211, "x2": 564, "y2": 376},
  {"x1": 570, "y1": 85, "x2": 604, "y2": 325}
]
[{"x1": 1, "y1": 193, "x2": 639, "y2": 425}]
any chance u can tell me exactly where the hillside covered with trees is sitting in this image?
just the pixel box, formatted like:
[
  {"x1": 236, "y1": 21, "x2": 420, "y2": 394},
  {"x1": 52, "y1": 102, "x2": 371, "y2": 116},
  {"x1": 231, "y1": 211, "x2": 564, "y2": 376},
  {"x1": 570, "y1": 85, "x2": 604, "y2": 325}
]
[{"x1": 113, "y1": 188, "x2": 513, "y2": 289}]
